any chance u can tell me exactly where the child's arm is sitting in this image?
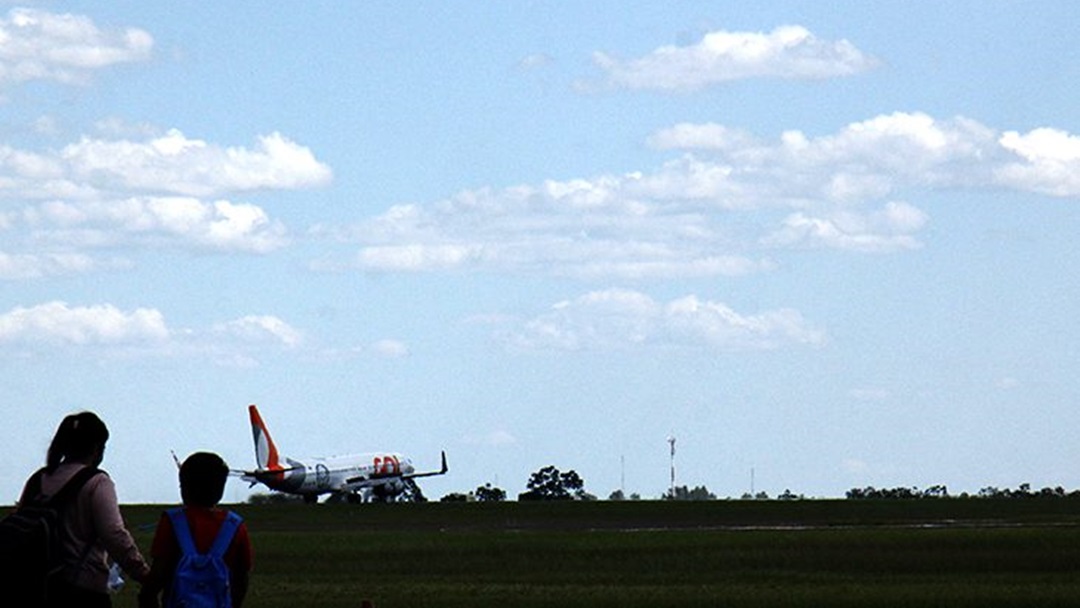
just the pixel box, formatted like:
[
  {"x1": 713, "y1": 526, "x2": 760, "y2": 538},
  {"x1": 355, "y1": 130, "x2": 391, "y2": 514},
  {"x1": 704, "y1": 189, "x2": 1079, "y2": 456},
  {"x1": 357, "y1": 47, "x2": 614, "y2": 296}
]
[
  {"x1": 137, "y1": 512, "x2": 174, "y2": 608},
  {"x1": 230, "y1": 519, "x2": 254, "y2": 607}
]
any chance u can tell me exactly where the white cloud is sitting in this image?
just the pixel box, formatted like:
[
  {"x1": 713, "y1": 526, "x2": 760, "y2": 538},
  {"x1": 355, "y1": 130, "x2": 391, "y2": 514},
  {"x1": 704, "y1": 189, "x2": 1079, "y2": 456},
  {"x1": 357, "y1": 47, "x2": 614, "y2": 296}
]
[
  {"x1": 21, "y1": 197, "x2": 288, "y2": 253},
  {"x1": 0, "y1": 251, "x2": 130, "y2": 280},
  {"x1": 213, "y1": 315, "x2": 303, "y2": 348},
  {"x1": 0, "y1": 127, "x2": 326, "y2": 271},
  {"x1": 0, "y1": 124, "x2": 330, "y2": 278},
  {"x1": 0, "y1": 301, "x2": 311, "y2": 366},
  {"x1": 763, "y1": 201, "x2": 928, "y2": 253},
  {"x1": 185, "y1": 314, "x2": 306, "y2": 366},
  {"x1": 0, "y1": 8, "x2": 152, "y2": 86},
  {"x1": 330, "y1": 112, "x2": 1080, "y2": 279},
  {"x1": 997, "y1": 128, "x2": 1080, "y2": 196},
  {"x1": 593, "y1": 25, "x2": 878, "y2": 92},
  {"x1": 0, "y1": 301, "x2": 168, "y2": 345},
  {"x1": 505, "y1": 288, "x2": 825, "y2": 352},
  {"x1": 60, "y1": 130, "x2": 332, "y2": 197},
  {"x1": 648, "y1": 123, "x2": 758, "y2": 152},
  {"x1": 651, "y1": 112, "x2": 997, "y2": 201},
  {"x1": 334, "y1": 176, "x2": 772, "y2": 279},
  {"x1": 356, "y1": 243, "x2": 484, "y2": 272}
]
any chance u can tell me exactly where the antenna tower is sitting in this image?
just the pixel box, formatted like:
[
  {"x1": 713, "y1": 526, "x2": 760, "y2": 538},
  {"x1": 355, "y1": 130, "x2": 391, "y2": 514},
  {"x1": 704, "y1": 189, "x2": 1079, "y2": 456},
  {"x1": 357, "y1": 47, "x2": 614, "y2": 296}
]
[{"x1": 667, "y1": 435, "x2": 676, "y2": 499}]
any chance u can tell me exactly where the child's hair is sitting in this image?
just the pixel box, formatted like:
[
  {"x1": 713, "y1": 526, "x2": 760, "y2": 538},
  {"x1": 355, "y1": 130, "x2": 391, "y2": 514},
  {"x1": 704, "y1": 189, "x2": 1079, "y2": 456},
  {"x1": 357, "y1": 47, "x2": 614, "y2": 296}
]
[
  {"x1": 179, "y1": 452, "x2": 229, "y2": 506},
  {"x1": 47, "y1": 412, "x2": 110, "y2": 471}
]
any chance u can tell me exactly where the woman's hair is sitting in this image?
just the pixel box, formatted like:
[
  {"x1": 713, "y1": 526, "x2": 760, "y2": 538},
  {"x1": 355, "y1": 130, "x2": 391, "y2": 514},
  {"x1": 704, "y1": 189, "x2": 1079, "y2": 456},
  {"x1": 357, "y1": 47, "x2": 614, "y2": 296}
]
[{"x1": 46, "y1": 411, "x2": 110, "y2": 470}]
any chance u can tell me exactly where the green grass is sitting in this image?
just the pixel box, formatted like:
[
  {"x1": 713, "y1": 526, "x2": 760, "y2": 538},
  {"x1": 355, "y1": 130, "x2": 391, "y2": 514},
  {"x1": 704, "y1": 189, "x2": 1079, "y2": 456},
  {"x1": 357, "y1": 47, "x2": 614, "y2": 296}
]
[{"x1": 75, "y1": 500, "x2": 1080, "y2": 606}]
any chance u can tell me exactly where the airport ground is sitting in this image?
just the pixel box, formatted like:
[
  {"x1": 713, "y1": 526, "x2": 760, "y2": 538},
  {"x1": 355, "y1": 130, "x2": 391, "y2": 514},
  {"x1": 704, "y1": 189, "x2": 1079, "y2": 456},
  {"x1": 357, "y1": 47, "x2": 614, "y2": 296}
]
[{"x1": 72, "y1": 499, "x2": 1080, "y2": 606}]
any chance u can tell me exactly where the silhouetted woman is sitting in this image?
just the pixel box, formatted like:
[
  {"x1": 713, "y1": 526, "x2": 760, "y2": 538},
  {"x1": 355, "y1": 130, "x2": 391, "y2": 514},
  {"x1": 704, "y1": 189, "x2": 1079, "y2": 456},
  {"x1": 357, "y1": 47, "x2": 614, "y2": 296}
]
[{"x1": 18, "y1": 411, "x2": 149, "y2": 607}]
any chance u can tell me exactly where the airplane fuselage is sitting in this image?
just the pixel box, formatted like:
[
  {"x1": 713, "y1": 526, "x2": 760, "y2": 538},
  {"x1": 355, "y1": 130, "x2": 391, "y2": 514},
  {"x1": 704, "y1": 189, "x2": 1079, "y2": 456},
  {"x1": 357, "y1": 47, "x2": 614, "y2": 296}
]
[{"x1": 259, "y1": 453, "x2": 416, "y2": 497}]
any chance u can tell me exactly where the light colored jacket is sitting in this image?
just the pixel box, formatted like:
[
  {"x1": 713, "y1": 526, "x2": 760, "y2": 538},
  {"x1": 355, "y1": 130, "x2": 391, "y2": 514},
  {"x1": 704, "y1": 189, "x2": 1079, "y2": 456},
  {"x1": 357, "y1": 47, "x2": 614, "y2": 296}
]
[{"x1": 24, "y1": 463, "x2": 150, "y2": 592}]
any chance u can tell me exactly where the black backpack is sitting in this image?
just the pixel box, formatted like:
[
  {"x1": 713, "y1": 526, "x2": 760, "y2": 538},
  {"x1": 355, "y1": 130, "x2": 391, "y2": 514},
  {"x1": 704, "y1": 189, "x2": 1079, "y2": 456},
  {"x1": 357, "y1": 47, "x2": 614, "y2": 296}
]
[{"x1": 0, "y1": 466, "x2": 103, "y2": 606}]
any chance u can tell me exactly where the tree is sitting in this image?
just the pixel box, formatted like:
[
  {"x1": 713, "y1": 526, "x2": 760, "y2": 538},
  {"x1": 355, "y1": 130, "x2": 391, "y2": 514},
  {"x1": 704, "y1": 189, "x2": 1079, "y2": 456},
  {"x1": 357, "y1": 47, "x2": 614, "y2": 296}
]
[
  {"x1": 777, "y1": 489, "x2": 803, "y2": 501},
  {"x1": 518, "y1": 465, "x2": 587, "y2": 501},
  {"x1": 475, "y1": 483, "x2": 507, "y2": 502},
  {"x1": 664, "y1": 485, "x2": 716, "y2": 501}
]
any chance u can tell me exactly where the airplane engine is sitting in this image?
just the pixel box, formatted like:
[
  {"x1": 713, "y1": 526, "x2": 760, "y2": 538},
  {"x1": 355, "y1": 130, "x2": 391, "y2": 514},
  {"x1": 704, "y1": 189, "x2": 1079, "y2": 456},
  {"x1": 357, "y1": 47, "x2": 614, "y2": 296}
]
[{"x1": 371, "y1": 479, "x2": 405, "y2": 499}]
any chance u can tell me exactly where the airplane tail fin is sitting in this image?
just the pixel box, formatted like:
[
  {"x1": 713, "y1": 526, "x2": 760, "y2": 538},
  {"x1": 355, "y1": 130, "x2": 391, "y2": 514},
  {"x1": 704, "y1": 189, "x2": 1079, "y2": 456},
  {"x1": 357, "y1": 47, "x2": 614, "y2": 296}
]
[{"x1": 249, "y1": 404, "x2": 282, "y2": 471}]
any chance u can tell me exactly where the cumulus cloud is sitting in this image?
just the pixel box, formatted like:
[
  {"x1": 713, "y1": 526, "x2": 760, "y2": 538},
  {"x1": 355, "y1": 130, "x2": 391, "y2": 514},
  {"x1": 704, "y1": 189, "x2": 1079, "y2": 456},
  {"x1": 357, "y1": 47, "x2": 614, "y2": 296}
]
[
  {"x1": 504, "y1": 288, "x2": 825, "y2": 351},
  {"x1": 0, "y1": 301, "x2": 168, "y2": 345},
  {"x1": 0, "y1": 130, "x2": 329, "y2": 203},
  {"x1": 213, "y1": 315, "x2": 303, "y2": 348},
  {"x1": 60, "y1": 130, "x2": 332, "y2": 197},
  {"x1": 656, "y1": 112, "x2": 1080, "y2": 200},
  {"x1": 0, "y1": 8, "x2": 152, "y2": 86},
  {"x1": 762, "y1": 201, "x2": 929, "y2": 253},
  {"x1": 332, "y1": 111, "x2": 1080, "y2": 278},
  {"x1": 27, "y1": 197, "x2": 288, "y2": 253},
  {"x1": 648, "y1": 112, "x2": 998, "y2": 202},
  {"x1": 0, "y1": 301, "x2": 309, "y2": 365},
  {"x1": 593, "y1": 25, "x2": 878, "y2": 91},
  {"x1": 0, "y1": 251, "x2": 129, "y2": 280},
  {"x1": 0, "y1": 128, "x2": 328, "y2": 272},
  {"x1": 997, "y1": 128, "x2": 1080, "y2": 196},
  {"x1": 330, "y1": 176, "x2": 775, "y2": 279},
  {"x1": 190, "y1": 314, "x2": 306, "y2": 367}
]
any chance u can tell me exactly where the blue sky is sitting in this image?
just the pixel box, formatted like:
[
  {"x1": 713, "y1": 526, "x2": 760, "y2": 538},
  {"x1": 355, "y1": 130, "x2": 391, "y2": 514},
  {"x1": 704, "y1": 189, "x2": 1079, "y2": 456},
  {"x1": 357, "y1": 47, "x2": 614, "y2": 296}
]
[{"x1": 3, "y1": 2, "x2": 1080, "y2": 504}]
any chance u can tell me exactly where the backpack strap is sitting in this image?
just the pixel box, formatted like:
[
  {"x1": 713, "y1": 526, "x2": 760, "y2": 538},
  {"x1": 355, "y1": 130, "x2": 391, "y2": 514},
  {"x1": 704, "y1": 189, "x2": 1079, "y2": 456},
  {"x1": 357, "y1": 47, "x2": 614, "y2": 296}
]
[
  {"x1": 18, "y1": 468, "x2": 45, "y2": 505},
  {"x1": 48, "y1": 467, "x2": 103, "y2": 508},
  {"x1": 208, "y1": 512, "x2": 242, "y2": 559},
  {"x1": 166, "y1": 507, "x2": 198, "y2": 557},
  {"x1": 167, "y1": 508, "x2": 243, "y2": 558},
  {"x1": 19, "y1": 466, "x2": 102, "y2": 509}
]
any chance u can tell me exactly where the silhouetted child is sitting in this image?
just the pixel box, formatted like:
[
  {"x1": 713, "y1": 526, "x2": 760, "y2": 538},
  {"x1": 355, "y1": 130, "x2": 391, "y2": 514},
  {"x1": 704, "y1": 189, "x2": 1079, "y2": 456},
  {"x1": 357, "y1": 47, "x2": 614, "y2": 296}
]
[{"x1": 138, "y1": 452, "x2": 253, "y2": 608}]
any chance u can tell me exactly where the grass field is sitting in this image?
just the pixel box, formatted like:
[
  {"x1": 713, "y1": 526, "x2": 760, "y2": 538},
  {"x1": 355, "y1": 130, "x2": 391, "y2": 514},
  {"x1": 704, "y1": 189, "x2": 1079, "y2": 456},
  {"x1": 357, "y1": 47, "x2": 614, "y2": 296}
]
[{"x1": 60, "y1": 499, "x2": 1080, "y2": 606}]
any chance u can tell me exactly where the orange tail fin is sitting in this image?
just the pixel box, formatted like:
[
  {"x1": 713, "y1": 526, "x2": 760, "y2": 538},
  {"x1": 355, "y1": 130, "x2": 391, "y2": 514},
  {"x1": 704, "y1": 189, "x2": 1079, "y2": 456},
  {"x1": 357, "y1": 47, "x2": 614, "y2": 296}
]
[{"x1": 249, "y1": 404, "x2": 282, "y2": 470}]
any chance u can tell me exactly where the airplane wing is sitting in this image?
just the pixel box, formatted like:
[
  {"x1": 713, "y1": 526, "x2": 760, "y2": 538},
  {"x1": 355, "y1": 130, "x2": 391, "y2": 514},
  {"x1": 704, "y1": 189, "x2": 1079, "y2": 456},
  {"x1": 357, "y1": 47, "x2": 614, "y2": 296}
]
[
  {"x1": 405, "y1": 450, "x2": 448, "y2": 480},
  {"x1": 343, "y1": 451, "x2": 448, "y2": 486},
  {"x1": 236, "y1": 466, "x2": 303, "y2": 477}
]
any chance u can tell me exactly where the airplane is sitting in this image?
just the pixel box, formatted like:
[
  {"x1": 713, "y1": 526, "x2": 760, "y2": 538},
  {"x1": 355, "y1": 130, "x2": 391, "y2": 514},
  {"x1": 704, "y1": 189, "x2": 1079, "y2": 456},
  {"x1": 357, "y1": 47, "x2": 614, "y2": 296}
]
[{"x1": 237, "y1": 404, "x2": 447, "y2": 503}]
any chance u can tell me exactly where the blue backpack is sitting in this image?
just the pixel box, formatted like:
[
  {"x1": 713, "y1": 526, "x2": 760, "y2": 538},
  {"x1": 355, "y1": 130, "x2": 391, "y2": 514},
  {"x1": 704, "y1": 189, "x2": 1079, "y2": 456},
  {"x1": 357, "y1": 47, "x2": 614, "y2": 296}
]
[{"x1": 166, "y1": 508, "x2": 242, "y2": 608}]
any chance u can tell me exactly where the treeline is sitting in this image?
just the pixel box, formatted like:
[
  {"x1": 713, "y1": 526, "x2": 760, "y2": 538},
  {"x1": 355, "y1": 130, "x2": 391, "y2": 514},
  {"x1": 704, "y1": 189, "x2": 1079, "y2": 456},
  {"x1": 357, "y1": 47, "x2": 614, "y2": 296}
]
[
  {"x1": 846, "y1": 483, "x2": 1080, "y2": 500},
  {"x1": 244, "y1": 464, "x2": 1080, "y2": 504}
]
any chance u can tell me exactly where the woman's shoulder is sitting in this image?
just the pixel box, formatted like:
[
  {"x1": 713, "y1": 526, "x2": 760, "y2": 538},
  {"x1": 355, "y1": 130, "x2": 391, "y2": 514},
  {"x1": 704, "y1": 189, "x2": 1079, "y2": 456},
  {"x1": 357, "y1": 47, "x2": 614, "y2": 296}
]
[{"x1": 57, "y1": 465, "x2": 114, "y2": 500}]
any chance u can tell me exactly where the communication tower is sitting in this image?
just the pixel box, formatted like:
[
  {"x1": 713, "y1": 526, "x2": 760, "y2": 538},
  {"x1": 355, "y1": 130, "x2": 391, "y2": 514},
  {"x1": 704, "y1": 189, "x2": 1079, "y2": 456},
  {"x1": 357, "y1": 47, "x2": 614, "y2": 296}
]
[{"x1": 667, "y1": 435, "x2": 676, "y2": 499}]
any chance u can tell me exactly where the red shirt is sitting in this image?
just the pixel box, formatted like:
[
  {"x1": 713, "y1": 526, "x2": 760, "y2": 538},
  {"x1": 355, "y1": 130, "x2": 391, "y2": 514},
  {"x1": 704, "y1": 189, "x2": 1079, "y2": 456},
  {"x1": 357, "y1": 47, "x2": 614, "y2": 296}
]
[{"x1": 149, "y1": 506, "x2": 253, "y2": 583}]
